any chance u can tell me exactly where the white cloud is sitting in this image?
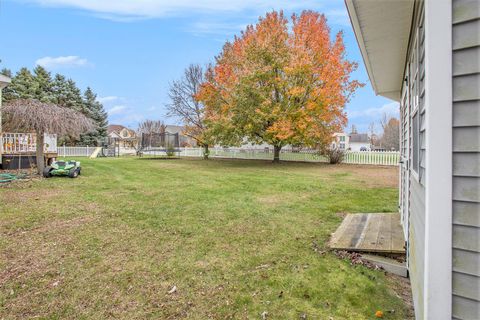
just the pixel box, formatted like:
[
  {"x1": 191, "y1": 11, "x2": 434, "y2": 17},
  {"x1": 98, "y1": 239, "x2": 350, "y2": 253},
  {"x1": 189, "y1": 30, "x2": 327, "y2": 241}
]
[
  {"x1": 107, "y1": 105, "x2": 128, "y2": 115},
  {"x1": 324, "y1": 8, "x2": 350, "y2": 26},
  {"x1": 97, "y1": 96, "x2": 120, "y2": 104},
  {"x1": 348, "y1": 102, "x2": 400, "y2": 119},
  {"x1": 21, "y1": 0, "x2": 342, "y2": 22},
  {"x1": 190, "y1": 21, "x2": 249, "y2": 36},
  {"x1": 35, "y1": 55, "x2": 90, "y2": 69}
]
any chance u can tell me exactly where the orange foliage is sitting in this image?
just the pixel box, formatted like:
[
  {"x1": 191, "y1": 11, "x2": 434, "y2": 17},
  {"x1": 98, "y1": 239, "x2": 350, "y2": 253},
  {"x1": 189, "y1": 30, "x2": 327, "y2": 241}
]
[{"x1": 197, "y1": 10, "x2": 364, "y2": 149}]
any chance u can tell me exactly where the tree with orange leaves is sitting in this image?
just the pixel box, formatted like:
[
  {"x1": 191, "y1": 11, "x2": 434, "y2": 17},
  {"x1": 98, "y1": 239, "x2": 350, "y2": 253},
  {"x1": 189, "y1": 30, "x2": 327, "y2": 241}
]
[{"x1": 197, "y1": 10, "x2": 363, "y2": 162}]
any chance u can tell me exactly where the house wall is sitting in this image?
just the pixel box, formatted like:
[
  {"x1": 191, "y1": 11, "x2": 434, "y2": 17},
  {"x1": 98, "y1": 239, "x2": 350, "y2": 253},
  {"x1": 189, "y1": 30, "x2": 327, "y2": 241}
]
[
  {"x1": 403, "y1": 3, "x2": 427, "y2": 318},
  {"x1": 451, "y1": 0, "x2": 480, "y2": 318},
  {"x1": 349, "y1": 142, "x2": 370, "y2": 151}
]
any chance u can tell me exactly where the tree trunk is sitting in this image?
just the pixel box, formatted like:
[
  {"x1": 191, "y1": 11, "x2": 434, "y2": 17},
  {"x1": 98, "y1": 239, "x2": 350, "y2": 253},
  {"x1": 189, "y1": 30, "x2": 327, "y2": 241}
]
[
  {"x1": 36, "y1": 132, "x2": 45, "y2": 175},
  {"x1": 203, "y1": 144, "x2": 209, "y2": 160},
  {"x1": 273, "y1": 145, "x2": 281, "y2": 163}
]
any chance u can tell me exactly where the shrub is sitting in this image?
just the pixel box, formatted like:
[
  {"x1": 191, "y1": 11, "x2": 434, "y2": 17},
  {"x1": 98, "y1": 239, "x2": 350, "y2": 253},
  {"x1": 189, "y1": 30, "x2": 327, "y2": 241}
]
[
  {"x1": 166, "y1": 144, "x2": 176, "y2": 157},
  {"x1": 323, "y1": 147, "x2": 345, "y2": 164}
]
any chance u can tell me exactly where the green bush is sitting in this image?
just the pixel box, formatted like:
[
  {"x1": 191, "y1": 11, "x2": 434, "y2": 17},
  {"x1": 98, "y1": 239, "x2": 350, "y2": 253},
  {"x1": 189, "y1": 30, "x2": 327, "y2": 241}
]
[{"x1": 166, "y1": 144, "x2": 176, "y2": 157}]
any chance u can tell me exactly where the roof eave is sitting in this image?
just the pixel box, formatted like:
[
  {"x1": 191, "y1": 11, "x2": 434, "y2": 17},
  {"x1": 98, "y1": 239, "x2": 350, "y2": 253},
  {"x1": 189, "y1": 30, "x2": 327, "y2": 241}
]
[
  {"x1": 345, "y1": 0, "x2": 414, "y2": 102},
  {"x1": 345, "y1": 0, "x2": 379, "y2": 95},
  {"x1": 0, "y1": 74, "x2": 11, "y2": 89}
]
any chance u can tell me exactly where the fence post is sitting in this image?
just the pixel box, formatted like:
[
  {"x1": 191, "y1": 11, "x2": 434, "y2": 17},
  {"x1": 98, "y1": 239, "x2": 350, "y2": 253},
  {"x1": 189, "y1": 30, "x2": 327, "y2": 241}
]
[
  {"x1": 63, "y1": 144, "x2": 66, "y2": 157},
  {"x1": 86, "y1": 145, "x2": 89, "y2": 156}
]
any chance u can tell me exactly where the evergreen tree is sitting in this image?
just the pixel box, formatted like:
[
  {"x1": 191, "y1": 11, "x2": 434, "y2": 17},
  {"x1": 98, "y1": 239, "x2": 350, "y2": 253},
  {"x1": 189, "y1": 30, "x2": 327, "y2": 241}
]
[
  {"x1": 3, "y1": 66, "x2": 107, "y2": 146},
  {"x1": 52, "y1": 75, "x2": 84, "y2": 112},
  {"x1": 79, "y1": 87, "x2": 108, "y2": 145},
  {"x1": 33, "y1": 65, "x2": 55, "y2": 103},
  {"x1": 1, "y1": 68, "x2": 15, "y2": 101},
  {"x1": 65, "y1": 79, "x2": 85, "y2": 113},
  {"x1": 8, "y1": 68, "x2": 38, "y2": 100},
  {"x1": 0, "y1": 68, "x2": 12, "y2": 77},
  {"x1": 51, "y1": 74, "x2": 69, "y2": 106}
]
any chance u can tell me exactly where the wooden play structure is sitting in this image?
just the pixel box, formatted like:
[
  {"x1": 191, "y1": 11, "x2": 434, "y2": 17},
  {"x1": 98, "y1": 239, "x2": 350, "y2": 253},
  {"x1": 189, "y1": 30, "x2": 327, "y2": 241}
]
[{"x1": 0, "y1": 132, "x2": 58, "y2": 170}]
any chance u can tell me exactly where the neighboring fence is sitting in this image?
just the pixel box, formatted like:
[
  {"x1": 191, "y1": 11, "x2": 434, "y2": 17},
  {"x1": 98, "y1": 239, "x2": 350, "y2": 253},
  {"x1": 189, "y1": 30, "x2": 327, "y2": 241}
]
[
  {"x1": 58, "y1": 146, "x2": 93, "y2": 157},
  {"x1": 57, "y1": 146, "x2": 400, "y2": 166},
  {"x1": 57, "y1": 146, "x2": 137, "y2": 157},
  {"x1": 177, "y1": 147, "x2": 400, "y2": 166}
]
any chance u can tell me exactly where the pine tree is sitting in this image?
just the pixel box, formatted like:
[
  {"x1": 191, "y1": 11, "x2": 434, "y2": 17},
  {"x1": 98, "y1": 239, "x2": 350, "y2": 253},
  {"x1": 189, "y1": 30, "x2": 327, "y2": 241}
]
[
  {"x1": 52, "y1": 75, "x2": 84, "y2": 112},
  {"x1": 33, "y1": 66, "x2": 55, "y2": 103},
  {"x1": 79, "y1": 87, "x2": 108, "y2": 145},
  {"x1": 1, "y1": 68, "x2": 15, "y2": 101},
  {"x1": 0, "y1": 68, "x2": 12, "y2": 77},
  {"x1": 8, "y1": 68, "x2": 38, "y2": 100},
  {"x1": 52, "y1": 74, "x2": 69, "y2": 106}
]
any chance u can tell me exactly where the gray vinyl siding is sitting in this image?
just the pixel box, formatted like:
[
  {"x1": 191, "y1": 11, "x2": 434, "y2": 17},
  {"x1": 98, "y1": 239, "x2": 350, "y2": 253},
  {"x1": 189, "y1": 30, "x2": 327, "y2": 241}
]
[
  {"x1": 452, "y1": 0, "x2": 480, "y2": 318},
  {"x1": 405, "y1": 3, "x2": 426, "y2": 319},
  {"x1": 409, "y1": 178, "x2": 425, "y2": 319}
]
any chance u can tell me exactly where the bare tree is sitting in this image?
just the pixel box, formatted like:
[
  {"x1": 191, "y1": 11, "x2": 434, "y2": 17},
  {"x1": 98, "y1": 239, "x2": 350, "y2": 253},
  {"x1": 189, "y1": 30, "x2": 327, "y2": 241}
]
[
  {"x1": 3, "y1": 99, "x2": 95, "y2": 174},
  {"x1": 137, "y1": 120, "x2": 166, "y2": 135},
  {"x1": 368, "y1": 122, "x2": 378, "y2": 146},
  {"x1": 379, "y1": 113, "x2": 400, "y2": 151},
  {"x1": 166, "y1": 64, "x2": 211, "y2": 159},
  {"x1": 380, "y1": 113, "x2": 388, "y2": 130}
]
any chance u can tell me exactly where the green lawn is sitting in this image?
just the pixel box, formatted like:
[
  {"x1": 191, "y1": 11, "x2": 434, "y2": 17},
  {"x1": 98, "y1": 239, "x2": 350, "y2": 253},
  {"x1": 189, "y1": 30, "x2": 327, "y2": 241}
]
[{"x1": 0, "y1": 157, "x2": 410, "y2": 319}]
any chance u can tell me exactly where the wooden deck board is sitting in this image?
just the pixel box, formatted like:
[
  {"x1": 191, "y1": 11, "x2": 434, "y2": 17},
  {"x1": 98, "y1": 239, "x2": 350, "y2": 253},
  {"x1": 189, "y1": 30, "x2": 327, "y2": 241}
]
[{"x1": 329, "y1": 213, "x2": 405, "y2": 254}]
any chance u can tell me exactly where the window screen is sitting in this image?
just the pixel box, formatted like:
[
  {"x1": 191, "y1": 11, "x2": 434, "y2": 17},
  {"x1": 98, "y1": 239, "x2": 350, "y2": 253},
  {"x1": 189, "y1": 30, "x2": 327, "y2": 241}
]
[{"x1": 412, "y1": 112, "x2": 419, "y2": 174}]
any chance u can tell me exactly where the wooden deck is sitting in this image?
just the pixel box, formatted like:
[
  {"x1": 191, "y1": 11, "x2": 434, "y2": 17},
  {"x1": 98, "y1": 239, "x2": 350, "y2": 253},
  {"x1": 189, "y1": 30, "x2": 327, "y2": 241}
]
[{"x1": 329, "y1": 213, "x2": 405, "y2": 254}]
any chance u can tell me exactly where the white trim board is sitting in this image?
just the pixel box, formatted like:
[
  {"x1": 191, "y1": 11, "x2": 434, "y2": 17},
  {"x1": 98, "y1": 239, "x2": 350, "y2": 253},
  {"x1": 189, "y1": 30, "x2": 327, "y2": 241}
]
[{"x1": 423, "y1": 0, "x2": 453, "y2": 318}]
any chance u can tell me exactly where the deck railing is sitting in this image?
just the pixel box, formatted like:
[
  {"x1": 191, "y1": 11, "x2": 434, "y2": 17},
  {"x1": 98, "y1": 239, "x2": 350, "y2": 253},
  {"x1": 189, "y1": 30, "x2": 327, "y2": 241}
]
[{"x1": 1, "y1": 133, "x2": 58, "y2": 154}]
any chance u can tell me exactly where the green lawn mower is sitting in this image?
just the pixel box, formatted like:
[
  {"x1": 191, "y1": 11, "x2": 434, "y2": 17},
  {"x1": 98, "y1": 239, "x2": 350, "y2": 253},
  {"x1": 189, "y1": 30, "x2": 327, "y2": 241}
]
[{"x1": 43, "y1": 160, "x2": 81, "y2": 178}]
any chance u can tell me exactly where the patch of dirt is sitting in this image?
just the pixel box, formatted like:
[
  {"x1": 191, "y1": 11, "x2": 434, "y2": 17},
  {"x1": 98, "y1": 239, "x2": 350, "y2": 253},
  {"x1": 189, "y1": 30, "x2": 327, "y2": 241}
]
[
  {"x1": 0, "y1": 215, "x2": 97, "y2": 284},
  {"x1": 327, "y1": 164, "x2": 399, "y2": 188},
  {"x1": 386, "y1": 274, "x2": 415, "y2": 319},
  {"x1": 0, "y1": 188, "x2": 61, "y2": 205}
]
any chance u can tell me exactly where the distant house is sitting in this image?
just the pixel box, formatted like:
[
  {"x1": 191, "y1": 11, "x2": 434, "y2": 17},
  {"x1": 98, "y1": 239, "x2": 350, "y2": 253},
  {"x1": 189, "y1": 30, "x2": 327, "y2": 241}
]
[
  {"x1": 348, "y1": 133, "x2": 371, "y2": 151},
  {"x1": 107, "y1": 124, "x2": 137, "y2": 148},
  {"x1": 331, "y1": 132, "x2": 371, "y2": 151},
  {"x1": 331, "y1": 132, "x2": 349, "y2": 150}
]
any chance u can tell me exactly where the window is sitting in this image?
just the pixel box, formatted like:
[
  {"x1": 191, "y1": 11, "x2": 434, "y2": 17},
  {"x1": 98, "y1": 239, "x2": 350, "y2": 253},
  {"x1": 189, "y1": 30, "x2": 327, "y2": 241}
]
[
  {"x1": 340, "y1": 143, "x2": 345, "y2": 150},
  {"x1": 340, "y1": 136, "x2": 345, "y2": 142},
  {"x1": 412, "y1": 112, "x2": 419, "y2": 175}
]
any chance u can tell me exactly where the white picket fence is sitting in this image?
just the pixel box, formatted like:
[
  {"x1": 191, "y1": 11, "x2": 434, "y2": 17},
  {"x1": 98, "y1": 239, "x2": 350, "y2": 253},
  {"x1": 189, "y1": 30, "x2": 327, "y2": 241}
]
[
  {"x1": 58, "y1": 146, "x2": 94, "y2": 157},
  {"x1": 58, "y1": 146, "x2": 400, "y2": 166},
  {"x1": 177, "y1": 147, "x2": 400, "y2": 166}
]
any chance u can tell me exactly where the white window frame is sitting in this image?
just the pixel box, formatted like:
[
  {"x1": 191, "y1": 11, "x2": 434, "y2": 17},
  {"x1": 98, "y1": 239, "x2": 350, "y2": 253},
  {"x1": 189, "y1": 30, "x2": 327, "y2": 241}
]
[{"x1": 410, "y1": 26, "x2": 421, "y2": 182}]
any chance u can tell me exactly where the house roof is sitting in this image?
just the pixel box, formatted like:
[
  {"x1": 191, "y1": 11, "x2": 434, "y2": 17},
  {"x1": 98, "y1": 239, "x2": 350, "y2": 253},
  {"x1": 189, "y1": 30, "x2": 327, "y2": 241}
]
[
  {"x1": 349, "y1": 133, "x2": 369, "y2": 143},
  {"x1": 107, "y1": 124, "x2": 135, "y2": 136},
  {"x1": 345, "y1": 0, "x2": 415, "y2": 101},
  {"x1": 0, "y1": 74, "x2": 11, "y2": 89},
  {"x1": 165, "y1": 125, "x2": 185, "y2": 134},
  {"x1": 107, "y1": 124, "x2": 127, "y2": 134}
]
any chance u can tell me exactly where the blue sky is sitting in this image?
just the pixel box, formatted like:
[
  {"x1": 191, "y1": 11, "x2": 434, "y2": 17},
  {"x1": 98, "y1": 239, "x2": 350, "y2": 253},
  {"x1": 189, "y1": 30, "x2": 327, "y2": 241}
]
[{"x1": 0, "y1": 0, "x2": 398, "y2": 133}]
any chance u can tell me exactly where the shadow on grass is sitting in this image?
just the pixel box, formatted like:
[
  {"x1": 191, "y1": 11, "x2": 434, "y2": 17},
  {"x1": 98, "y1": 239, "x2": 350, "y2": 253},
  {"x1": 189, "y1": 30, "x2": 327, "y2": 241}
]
[{"x1": 136, "y1": 157, "x2": 181, "y2": 160}]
